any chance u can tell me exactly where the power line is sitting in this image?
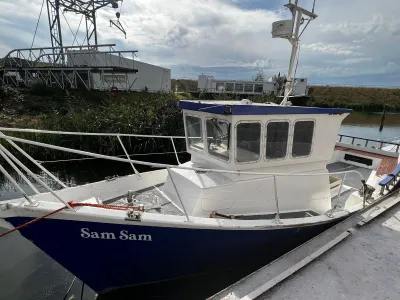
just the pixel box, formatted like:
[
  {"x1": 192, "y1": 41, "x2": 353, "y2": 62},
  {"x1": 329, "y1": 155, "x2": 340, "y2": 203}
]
[{"x1": 31, "y1": 0, "x2": 45, "y2": 49}]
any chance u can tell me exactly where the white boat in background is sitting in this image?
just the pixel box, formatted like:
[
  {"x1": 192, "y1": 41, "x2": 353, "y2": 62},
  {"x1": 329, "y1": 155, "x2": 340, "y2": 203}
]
[{"x1": 0, "y1": 0, "x2": 400, "y2": 299}]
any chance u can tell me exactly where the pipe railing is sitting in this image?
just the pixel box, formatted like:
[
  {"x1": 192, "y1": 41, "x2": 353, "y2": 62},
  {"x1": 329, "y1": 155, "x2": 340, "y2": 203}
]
[
  {"x1": 337, "y1": 134, "x2": 400, "y2": 153},
  {"x1": 0, "y1": 129, "x2": 365, "y2": 218}
]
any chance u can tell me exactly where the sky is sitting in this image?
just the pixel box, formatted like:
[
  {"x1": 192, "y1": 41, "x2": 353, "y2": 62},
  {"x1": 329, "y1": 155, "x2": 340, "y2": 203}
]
[{"x1": 0, "y1": 0, "x2": 400, "y2": 86}]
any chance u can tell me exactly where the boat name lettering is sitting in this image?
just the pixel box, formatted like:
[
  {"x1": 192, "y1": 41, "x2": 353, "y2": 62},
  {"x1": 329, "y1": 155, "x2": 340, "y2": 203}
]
[{"x1": 80, "y1": 228, "x2": 152, "y2": 241}]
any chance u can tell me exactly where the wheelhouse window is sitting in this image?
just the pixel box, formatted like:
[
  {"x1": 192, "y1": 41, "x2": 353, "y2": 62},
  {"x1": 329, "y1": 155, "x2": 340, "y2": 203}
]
[
  {"x1": 206, "y1": 119, "x2": 230, "y2": 161},
  {"x1": 266, "y1": 121, "x2": 289, "y2": 159},
  {"x1": 292, "y1": 120, "x2": 315, "y2": 157},
  {"x1": 236, "y1": 122, "x2": 261, "y2": 163},
  {"x1": 185, "y1": 115, "x2": 203, "y2": 151}
]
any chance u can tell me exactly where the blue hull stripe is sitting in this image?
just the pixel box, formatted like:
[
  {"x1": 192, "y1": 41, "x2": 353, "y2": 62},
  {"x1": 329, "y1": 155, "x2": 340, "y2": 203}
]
[
  {"x1": 179, "y1": 101, "x2": 352, "y2": 115},
  {"x1": 6, "y1": 217, "x2": 342, "y2": 294}
]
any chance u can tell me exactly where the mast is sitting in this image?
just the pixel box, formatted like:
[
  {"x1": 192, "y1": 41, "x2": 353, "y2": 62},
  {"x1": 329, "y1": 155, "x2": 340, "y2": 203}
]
[{"x1": 272, "y1": 0, "x2": 318, "y2": 105}]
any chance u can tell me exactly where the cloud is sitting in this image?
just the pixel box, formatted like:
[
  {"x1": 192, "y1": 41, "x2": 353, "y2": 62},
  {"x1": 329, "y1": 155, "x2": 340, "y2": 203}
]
[
  {"x1": 319, "y1": 15, "x2": 400, "y2": 37},
  {"x1": 303, "y1": 43, "x2": 362, "y2": 56},
  {"x1": 341, "y1": 57, "x2": 373, "y2": 65},
  {"x1": 0, "y1": 0, "x2": 399, "y2": 86}
]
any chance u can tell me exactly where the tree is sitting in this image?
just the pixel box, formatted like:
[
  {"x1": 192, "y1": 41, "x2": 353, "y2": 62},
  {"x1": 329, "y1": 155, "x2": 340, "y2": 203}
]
[
  {"x1": 273, "y1": 72, "x2": 287, "y2": 96},
  {"x1": 254, "y1": 69, "x2": 265, "y2": 81}
]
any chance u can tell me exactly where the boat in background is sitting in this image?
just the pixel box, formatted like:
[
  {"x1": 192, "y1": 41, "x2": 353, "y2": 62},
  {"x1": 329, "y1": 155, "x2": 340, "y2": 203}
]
[{"x1": 1, "y1": 1, "x2": 400, "y2": 299}]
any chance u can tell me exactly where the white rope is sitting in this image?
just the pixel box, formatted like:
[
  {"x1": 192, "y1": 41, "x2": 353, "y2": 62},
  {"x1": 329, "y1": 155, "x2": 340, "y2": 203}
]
[
  {"x1": 0, "y1": 127, "x2": 186, "y2": 139},
  {"x1": 0, "y1": 133, "x2": 365, "y2": 180}
]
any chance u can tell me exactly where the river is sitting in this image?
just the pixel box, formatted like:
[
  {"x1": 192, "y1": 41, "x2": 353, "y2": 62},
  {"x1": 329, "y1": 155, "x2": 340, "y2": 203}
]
[{"x1": 0, "y1": 112, "x2": 399, "y2": 300}]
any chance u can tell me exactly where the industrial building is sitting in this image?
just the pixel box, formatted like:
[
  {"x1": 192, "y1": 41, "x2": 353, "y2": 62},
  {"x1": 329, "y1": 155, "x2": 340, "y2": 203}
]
[
  {"x1": 197, "y1": 74, "x2": 308, "y2": 96},
  {"x1": 67, "y1": 50, "x2": 171, "y2": 92}
]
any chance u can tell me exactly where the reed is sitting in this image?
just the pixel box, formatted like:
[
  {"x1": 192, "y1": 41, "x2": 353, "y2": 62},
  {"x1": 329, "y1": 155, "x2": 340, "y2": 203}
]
[
  {"x1": 0, "y1": 89, "x2": 186, "y2": 160},
  {"x1": 308, "y1": 86, "x2": 400, "y2": 111}
]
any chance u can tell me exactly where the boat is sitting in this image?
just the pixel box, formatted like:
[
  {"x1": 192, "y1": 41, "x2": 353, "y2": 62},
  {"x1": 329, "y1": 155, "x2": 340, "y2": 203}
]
[{"x1": 1, "y1": 1, "x2": 400, "y2": 299}]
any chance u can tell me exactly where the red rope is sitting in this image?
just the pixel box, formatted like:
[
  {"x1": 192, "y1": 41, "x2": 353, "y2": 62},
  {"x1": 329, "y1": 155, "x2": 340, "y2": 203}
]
[
  {"x1": 68, "y1": 201, "x2": 144, "y2": 212},
  {"x1": 0, "y1": 201, "x2": 144, "y2": 238},
  {"x1": 0, "y1": 205, "x2": 67, "y2": 238}
]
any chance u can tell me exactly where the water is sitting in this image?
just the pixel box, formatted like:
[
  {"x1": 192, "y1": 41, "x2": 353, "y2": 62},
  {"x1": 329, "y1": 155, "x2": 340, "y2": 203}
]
[
  {"x1": 0, "y1": 113, "x2": 399, "y2": 300},
  {"x1": 340, "y1": 112, "x2": 400, "y2": 142}
]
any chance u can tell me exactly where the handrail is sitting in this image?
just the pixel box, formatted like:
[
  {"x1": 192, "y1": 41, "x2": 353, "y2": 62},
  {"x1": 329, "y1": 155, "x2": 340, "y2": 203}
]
[
  {"x1": 0, "y1": 133, "x2": 365, "y2": 180},
  {"x1": 0, "y1": 127, "x2": 186, "y2": 139},
  {"x1": 1, "y1": 44, "x2": 116, "y2": 68},
  {"x1": 0, "y1": 131, "x2": 366, "y2": 218},
  {"x1": 338, "y1": 134, "x2": 400, "y2": 152}
]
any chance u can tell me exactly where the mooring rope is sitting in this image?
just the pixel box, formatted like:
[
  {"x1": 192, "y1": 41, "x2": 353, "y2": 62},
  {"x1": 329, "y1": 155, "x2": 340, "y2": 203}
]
[{"x1": 0, "y1": 201, "x2": 144, "y2": 238}]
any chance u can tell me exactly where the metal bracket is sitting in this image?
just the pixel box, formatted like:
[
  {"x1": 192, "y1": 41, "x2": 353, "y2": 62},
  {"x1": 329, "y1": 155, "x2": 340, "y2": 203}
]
[
  {"x1": 274, "y1": 214, "x2": 283, "y2": 224},
  {"x1": 0, "y1": 203, "x2": 12, "y2": 211},
  {"x1": 125, "y1": 209, "x2": 142, "y2": 221},
  {"x1": 24, "y1": 201, "x2": 40, "y2": 207}
]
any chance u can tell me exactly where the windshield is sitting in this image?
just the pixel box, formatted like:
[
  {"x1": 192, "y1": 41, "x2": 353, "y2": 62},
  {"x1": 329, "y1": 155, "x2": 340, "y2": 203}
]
[
  {"x1": 206, "y1": 118, "x2": 230, "y2": 161},
  {"x1": 185, "y1": 115, "x2": 204, "y2": 151}
]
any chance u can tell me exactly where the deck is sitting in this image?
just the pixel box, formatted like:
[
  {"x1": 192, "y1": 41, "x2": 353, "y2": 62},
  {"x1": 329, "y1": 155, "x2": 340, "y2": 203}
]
[
  {"x1": 105, "y1": 184, "x2": 184, "y2": 216},
  {"x1": 335, "y1": 145, "x2": 398, "y2": 176},
  {"x1": 104, "y1": 162, "x2": 369, "y2": 219}
]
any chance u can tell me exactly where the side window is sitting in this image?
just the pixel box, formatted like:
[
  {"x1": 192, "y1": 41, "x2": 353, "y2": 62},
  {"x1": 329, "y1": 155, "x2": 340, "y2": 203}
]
[
  {"x1": 185, "y1": 115, "x2": 203, "y2": 151},
  {"x1": 292, "y1": 120, "x2": 315, "y2": 157},
  {"x1": 206, "y1": 119, "x2": 230, "y2": 161},
  {"x1": 236, "y1": 122, "x2": 261, "y2": 163},
  {"x1": 266, "y1": 121, "x2": 289, "y2": 159}
]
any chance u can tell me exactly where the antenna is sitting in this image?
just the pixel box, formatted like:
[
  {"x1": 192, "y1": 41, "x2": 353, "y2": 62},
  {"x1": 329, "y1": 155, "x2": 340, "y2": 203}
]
[{"x1": 271, "y1": 0, "x2": 318, "y2": 105}]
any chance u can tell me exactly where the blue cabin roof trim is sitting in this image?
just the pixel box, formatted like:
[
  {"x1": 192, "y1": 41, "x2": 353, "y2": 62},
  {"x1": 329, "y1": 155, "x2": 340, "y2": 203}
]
[{"x1": 179, "y1": 101, "x2": 352, "y2": 115}]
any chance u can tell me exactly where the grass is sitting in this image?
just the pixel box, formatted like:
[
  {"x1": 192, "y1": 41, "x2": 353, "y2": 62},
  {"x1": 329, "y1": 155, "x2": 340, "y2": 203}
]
[{"x1": 308, "y1": 86, "x2": 400, "y2": 111}]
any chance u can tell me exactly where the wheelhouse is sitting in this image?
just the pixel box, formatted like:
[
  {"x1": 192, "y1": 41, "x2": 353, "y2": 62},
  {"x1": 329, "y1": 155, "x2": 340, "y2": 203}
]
[{"x1": 179, "y1": 99, "x2": 351, "y2": 172}]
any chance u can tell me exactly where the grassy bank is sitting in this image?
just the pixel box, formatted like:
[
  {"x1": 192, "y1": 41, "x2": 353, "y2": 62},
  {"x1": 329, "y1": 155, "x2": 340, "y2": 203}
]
[
  {"x1": 308, "y1": 86, "x2": 400, "y2": 111},
  {"x1": 1, "y1": 83, "x2": 400, "y2": 159},
  {"x1": 171, "y1": 79, "x2": 400, "y2": 111}
]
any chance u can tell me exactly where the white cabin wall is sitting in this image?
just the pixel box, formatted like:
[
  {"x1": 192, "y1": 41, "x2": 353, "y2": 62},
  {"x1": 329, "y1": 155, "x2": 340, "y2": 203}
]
[
  {"x1": 191, "y1": 167, "x2": 331, "y2": 217},
  {"x1": 183, "y1": 110, "x2": 348, "y2": 173},
  {"x1": 162, "y1": 168, "x2": 203, "y2": 215},
  {"x1": 161, "y1": 162, "x2": 331, "y2": 218},
  {"x1": 229, "y1": 113, "x2": 347, "y2": 170}
]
